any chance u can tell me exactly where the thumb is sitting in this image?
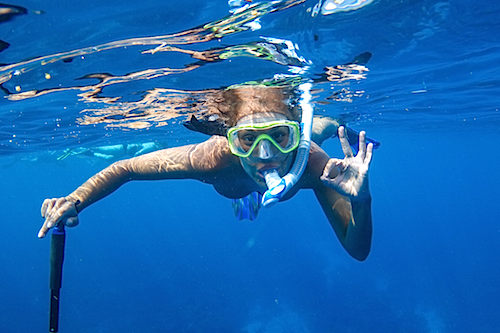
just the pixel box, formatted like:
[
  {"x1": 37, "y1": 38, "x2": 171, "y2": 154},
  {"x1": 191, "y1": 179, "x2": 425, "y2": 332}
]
[{"x1": 65, "y1": 216, "x2": 79, "y2": 228}]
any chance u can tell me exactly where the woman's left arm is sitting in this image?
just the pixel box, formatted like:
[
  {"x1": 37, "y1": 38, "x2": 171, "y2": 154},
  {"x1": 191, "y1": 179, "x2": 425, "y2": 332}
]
[{"x1": 310, "y1": 127, "x2": 374, "y2": 261}]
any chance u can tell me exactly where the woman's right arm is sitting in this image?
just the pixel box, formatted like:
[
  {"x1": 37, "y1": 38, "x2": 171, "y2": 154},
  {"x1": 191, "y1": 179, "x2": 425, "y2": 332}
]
[{"x1": 38, "y1": 136, "x2": 233, "y2": 238}]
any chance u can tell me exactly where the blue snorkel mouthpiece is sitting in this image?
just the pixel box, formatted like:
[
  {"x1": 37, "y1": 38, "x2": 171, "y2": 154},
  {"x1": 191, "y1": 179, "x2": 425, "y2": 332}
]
[
  {"x1": 261, "y1": 83, "x2": 314, "y2": 207},
  {"x1": 261, "y1": 169, "x2": 286, "y2": 206}
]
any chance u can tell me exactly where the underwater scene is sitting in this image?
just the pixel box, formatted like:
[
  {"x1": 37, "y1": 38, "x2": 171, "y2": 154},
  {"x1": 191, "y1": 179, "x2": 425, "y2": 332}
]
[{"x1": 0, "y1": 0, "x2": 499, "y2": 332}]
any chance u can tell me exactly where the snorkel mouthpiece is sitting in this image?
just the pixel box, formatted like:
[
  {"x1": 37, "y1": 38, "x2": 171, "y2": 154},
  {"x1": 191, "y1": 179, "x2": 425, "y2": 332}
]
[
  {"x1": 261, "y1": 83, "x2": 313, "y2": 207},
  {"x1": 262, "y1": 169, "x2": 286, "y2": 207}
]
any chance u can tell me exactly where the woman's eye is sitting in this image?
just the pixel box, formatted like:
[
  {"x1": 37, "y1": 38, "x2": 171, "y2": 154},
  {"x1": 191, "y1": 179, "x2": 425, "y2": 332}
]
[
  {"x1": 271, "y1": 130, "x2": 287, "y2": 143},
  {"x1": 272, "y1": 133, "x2": 284, "y2": 141},
  {"x1": 242, "y1": 134, "x2": 256, "y2": 144}
]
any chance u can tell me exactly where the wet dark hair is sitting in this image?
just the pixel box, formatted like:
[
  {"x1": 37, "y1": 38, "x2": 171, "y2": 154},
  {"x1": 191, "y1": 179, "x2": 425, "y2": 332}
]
[{"x1": 184, "y1": 86, "x2": 301, "y2": 136}]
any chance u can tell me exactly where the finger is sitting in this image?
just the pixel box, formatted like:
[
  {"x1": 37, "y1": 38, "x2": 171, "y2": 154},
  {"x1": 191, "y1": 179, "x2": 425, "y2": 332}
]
[
  {"x1": 322, "y1": 159, "x2": 336, "y2": 177},
  {"x1": 38, "y1": 221, "x2": 49, "y2": 238},
  {"x1": 46, "y1": 216, "x2": 59, "y2": 230},
  {"x1": 338, "y1": 126, "x2": 354, "y2": 158},
  {"x1": 39, "y1": 198, "x2": 69, "y2": 238},
  {"x1": 358, "y1": 131, "x2": 366, "y2": 160},
  {"x1": 322, "y1": 158, "x2": 342, "y2": 178},
  {"x1": 41, "y1": 199, "x2": 51, "y2": 217},
  {"x1": 43, "y1": 199, "x2": 56, "y2": 219},
  {"x1": 38, "y1": 214, "x2": 60, "y2": 238},
  {"x1": 48, "y1": 201, "x2": 73, "y2": 227},
  {"x1": 320, "y1": 172, "x2": 340, "y2": 187},
  {"x1": 365, "y1": 142, "x2": 374, "y2": 166},
  {"x1": 48, "y1": 198, "x2": 72, "y2": 221},
  {"x1": 46, "y1": 198, "x2": 63, "y2": 222},
  {"x1": 321, "y1": 172, "x2": 345, "y2": 193},
  {"x1": 54, "y1": 197, "x2": 67, "y2": 210}
]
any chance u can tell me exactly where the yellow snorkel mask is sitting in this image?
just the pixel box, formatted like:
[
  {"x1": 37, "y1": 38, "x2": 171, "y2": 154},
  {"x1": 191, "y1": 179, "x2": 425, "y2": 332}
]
[{"x1": 227, "y1": 119, "x2": 300, "y2": 158}]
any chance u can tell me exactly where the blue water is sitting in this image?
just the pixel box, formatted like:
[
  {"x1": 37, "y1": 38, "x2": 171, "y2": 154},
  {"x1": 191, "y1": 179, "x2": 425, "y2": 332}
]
[{"x1": 1, "y1": 0, "x2": 499, "y2": 332}]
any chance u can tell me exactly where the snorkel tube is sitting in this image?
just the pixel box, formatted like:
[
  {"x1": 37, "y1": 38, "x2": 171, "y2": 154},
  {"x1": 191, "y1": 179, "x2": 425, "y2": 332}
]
[{"x1": 261, "y1": 82, "x2": 313, "y2": 207}]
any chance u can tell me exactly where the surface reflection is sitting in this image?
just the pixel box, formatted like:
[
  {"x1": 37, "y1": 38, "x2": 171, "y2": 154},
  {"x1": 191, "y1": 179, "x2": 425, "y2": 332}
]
[
  {"x1": 0, "y1": 0, "x2": 372, "y2": 154},
  {"x1": 0, "y1": 3, "x2": 27, "y2": 53},
  {"x1": 0, "y1": 0, "x2": 305, "y2": 85},
  {"x1": 76, "y1": 54, "x2": 370, "y2": 130}
]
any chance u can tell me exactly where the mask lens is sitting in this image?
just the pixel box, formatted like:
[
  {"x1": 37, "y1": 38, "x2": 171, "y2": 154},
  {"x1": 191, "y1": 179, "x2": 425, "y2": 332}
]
[
  {"x1": 268, "y1": 126, "x2": 290, "y2": 148},
  {"x1": 237, "y1": 130, "x2": 259, "y2": 151}
]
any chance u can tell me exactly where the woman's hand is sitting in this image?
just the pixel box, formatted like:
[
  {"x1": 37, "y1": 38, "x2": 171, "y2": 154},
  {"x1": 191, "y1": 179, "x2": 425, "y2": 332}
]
[
  {"x1": 38, "y1": 197, "x2": 79, "y2": 238},
  {"x1": 320, "y1": 126, "x2": 373, "y2": 201}
]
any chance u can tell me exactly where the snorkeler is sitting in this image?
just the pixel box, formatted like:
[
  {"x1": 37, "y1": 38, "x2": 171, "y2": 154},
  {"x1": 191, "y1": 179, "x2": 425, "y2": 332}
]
[{"x1": 39, "y1": 86, "x2": 375, "y2": 261}]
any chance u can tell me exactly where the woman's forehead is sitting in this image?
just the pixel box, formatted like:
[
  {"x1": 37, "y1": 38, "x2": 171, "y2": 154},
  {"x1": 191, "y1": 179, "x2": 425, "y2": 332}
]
[{"x1": 236, "y1": 112, "x2": 288, "y2": 125}]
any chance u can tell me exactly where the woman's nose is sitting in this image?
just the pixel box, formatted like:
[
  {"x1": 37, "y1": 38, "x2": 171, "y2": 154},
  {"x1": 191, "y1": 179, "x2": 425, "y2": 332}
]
[{"x1": 256, "y1": 140, "x2": 275, "y2": 160}]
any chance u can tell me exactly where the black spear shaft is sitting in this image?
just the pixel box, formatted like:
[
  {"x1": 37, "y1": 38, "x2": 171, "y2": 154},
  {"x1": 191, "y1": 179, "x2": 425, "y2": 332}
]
[{"x1": 49, "y1": 224, "x2": 65, "y2": 332}]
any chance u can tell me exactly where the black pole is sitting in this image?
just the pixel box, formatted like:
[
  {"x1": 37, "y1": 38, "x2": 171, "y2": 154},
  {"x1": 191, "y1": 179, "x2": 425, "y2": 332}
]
[{"x1": 49, "y1": 224, "x2": 65, "y2": 332}]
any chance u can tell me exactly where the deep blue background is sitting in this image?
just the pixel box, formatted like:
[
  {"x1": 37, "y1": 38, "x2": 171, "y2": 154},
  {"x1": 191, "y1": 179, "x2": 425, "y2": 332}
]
[
  {"x1": 2, "y1": 128, "x2": 499, "y2": 332},
  {"x1": 1, "y1": 0, "x2": 500, "y2": 332}
]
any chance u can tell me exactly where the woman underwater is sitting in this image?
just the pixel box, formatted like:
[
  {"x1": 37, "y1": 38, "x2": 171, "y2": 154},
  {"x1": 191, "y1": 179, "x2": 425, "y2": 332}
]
[{"x1": 38, "y1": 85, "x2": 375, "y2": 261}]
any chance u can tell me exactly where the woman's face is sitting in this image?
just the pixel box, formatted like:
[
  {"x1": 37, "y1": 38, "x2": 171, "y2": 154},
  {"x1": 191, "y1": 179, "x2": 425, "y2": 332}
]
[{"x1": 235, "y1": 113, "x2": 296, "y2": 188}]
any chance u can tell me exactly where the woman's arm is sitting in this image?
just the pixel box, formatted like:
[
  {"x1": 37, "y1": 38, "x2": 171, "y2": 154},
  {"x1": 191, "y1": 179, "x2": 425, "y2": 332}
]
[
  {"x1": 68, "y1": 144, "x2": 198, "y2": 211},
  {"x1": 307, "y1": 127, "x2": 374, "y2": 260},
  {"x1": 39, "y1": 136, "x2": 232, "y2": 238},
  {"x1": 313, "y1": 185, "x2": 372, "y2": 261}
]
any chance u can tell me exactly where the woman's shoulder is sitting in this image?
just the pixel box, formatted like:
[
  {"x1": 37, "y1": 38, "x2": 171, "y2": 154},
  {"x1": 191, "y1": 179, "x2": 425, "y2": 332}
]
[
  {"x1": 298, "y1": 142, "x2": 330, "y2": 189},
  {"x1": 308, "y1": 142, "x2": 330, "y2": 173},
  {"x1": 193, "y1": 136, "x2": 256, "y2": 196},
  {"x1": 190, "y1": 136, "x2": 239, "y2": 171}
]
